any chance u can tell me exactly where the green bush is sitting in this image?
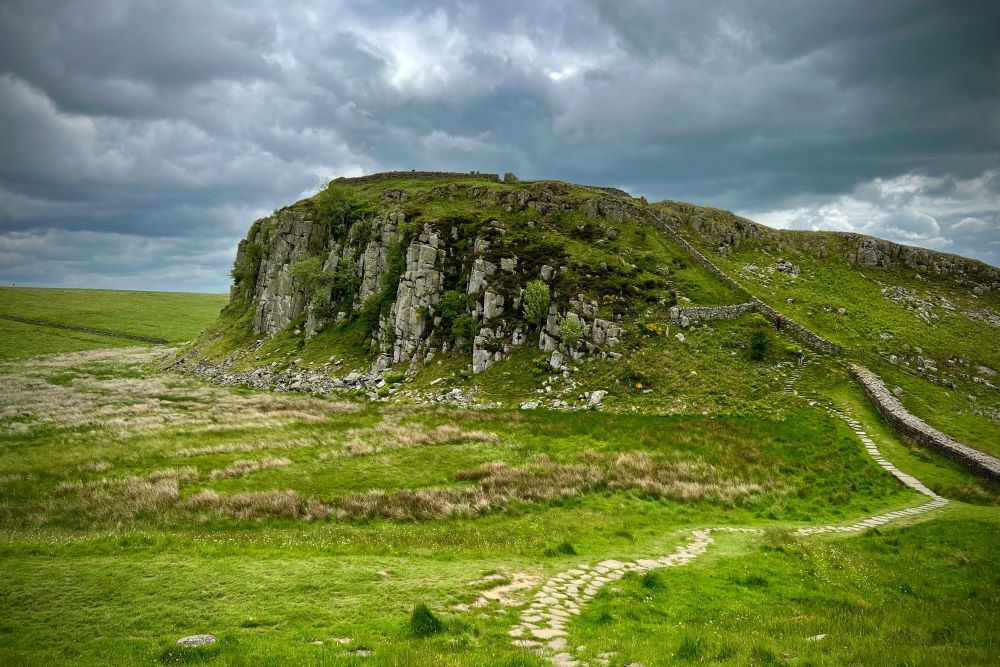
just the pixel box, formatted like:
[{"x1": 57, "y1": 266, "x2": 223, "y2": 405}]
[
  {"x1": 452, "y1": 313, "x2": 475, "y2": 351},
  {"x1": 748, "y1": 329, "x2": 772, "y2": 361},
  {"x1": 559, "y1": 313, "x2": 584, "y2": 348},
  {"x1": 385, "y1": 372, "x2": 407, "y2": 384},
  {"x1": 315, "y1": 186, "x2": 353, "y2": 235},
  {"x1": 291, "y1": 256, "x2": 335, "y2": 313},
  {"x1": 439, "y1": 290, "x2": 466, "y2": 323},
  {"x1": 409, "y1": 602, "x2": 444, "y2": 637},
  {"x1": 331, "y1": 257, "x2": 361, "y2": 311},
  {"x1": 523, "y1": 280, "x2": 551, "y2": 326}
]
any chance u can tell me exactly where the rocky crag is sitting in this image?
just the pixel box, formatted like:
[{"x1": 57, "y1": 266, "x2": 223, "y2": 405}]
[{"x1": 227, "y1": 174, "x2": 635, "y2": 380}]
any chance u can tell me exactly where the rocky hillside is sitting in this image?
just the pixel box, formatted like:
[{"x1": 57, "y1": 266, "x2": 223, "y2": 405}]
[
  {"x1": 194, "y1": 171, "x2": 746, "y2": 380},
  {"x1": 179, "y1": 171, "x2": 998, "y2": 434}
]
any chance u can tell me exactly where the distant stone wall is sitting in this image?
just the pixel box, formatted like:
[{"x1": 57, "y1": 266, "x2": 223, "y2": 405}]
[
  {"x1": 0, "y1": 313, "x2": 169, "y2": 344},
  {"x1": 850, "y1": 364, "x2": 1000, "y2": 483},
  {"x1": 331, "y1": 171, "x2": 500, "y2": 186},
  {"x1": 646, "y1": 212, "x2": 747, "y2": 294},
  {"x1": 647, "y1": 211, "x2": 842, "y2": 354},
  {"x1": 748, "y1": 297, "x2": 841, "y2": 355},
  {"x1": 671, "y1": 303, "x2": 754, "y2": 322}
]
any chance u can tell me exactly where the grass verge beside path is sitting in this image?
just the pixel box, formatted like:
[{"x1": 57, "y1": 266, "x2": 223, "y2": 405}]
[{"x1": 569, "y1": 507, "x2": 1000, "y2": 666}]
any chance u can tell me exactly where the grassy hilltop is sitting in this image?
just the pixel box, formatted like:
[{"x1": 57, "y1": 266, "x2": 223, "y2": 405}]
[{"x1": 0, "y1": 174, "x2": 997, "y2": 666}]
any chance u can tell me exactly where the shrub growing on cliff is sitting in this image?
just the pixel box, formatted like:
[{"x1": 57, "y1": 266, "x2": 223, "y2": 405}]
[
  {"x1": 560, "y1": 313, "x2": 585, "y2": 348},
  {"x1": 315, "y1": 186, "x2": 353, "y2": 235},
  {"x1": 230, "y1": 242, "x2": 263, "y2": 296},
  {"x1": 523, "y1": 280, "x2": 551, "y2": 326},
  {"x1": 331, "y1": 257, "x2": 361, "y2": 309},
  {"x1": 439, "y1": 290, "x2": 466, "y2": 323},
  {"x1": 291, "y1": 257, "x2": 335, "y2": 312}
]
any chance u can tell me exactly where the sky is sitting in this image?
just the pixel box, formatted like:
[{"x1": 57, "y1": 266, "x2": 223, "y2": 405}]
[{"x1": 1, "y1": 0, "x2": 998, "y2": 293}]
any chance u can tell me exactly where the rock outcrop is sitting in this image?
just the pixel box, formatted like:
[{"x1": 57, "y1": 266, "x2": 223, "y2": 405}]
[{"x1": 227, "y1": 175, "x2": 638, "y2": 376}]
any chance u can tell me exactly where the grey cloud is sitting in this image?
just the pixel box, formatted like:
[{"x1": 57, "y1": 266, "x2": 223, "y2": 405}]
[{"x1": 0, "y1": 0, "x2": 997, "y2": 292}]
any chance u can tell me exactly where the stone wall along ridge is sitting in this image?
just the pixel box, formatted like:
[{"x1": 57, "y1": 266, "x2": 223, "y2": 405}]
[
  {"x1": 330, "y1": 171, "x2": 501, "y2": 186},
  {"x1": 850, "y1": 364, "x2": 1000, "y2": 483},
  {"x1": 670, "y1": 303, "x2": 754, "y2": 322},
  {"x1": 646, "y1": 211, "x2": 842, "y2": 355}
]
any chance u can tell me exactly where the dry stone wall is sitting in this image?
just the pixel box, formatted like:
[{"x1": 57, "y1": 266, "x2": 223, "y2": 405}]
[
  {"x1": 850, "y1": 364, "x2": 1000, "y2": 482},
  {"x1": 670, "y1": 303, "x2": 754, "y2": 323},
  {"x1": 331, "y1": 171, "x2": 500, "y2": 186},
  {"x1": 647, "y1": 211, "x2": 842, "y2": 354}
]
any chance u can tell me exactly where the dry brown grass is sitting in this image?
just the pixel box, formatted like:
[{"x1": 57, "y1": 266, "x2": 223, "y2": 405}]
[
  {"x1": 44, "y1": 475, "x2": 181, "y2": 523},
  {"x1": 335, "y1": 452, "x2": 771, "y2": 521},
  {"x1": 0, "y1": 347, "x2": 358, "y2": 437},
  {"x1": 78, "y1": 460, "x2": 113, "y2": 473},
  {"x1": 175, "y1": 438, "x2": 319, "y2": 458},
  {"x1": 209, "y1": 457, "x2": 291, "y2": 480},
  {"x1": 605, "y1": 451, "x2": 767, "y2": 502},
  {"x1": 181, "y1": 489, "x2": 302, "y2": 520},
  {"x1": 323, "y1": 420, "x2": 500, "y2": 459}
]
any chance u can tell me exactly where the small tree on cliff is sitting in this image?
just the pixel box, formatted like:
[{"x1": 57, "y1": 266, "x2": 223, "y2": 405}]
[
  {"x1": 523, "y1": 280, "x2": 551, "y2": 327},
  {"x1": 291, "y1": 256, "x2": 335, "y2": 313},
  {"x1": 559, "y1": 312, "x2": 584, "y2": 349}
]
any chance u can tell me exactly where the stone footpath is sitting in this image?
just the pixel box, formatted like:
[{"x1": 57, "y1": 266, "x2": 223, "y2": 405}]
[{"x1": 509, "y1": 360, "x2": 948, "y2": 667}]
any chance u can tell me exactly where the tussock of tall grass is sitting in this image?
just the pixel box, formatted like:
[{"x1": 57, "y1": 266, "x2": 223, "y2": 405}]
[
  {"x1": 45, "y1": 476, "x2": 181, "y2": 523},
  {"x1": 78, "y1": 460, "x2": 112, "y2": 473},
  {"x1": 324, "y1": 421, "x2": 499, "y2": 458},
  {"x1": 176, "y1": 438, "x2": 319, "y2": 458},
  {"x1": 32, "y1": 467, "x2": 199, "y2": 525},
  {"x1": 335, "y1": 452, "x2": 771, "y2": 521},
  {"x1": 209, "y1": 457, "x2": 291, "y2": 480},
  {"x1": 181, "y1": 489, "x2": 305, "y2": 520}
]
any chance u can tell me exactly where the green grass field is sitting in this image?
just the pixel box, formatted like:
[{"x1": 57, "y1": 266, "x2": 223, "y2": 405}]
[
  {"x1": 0, "y1": 287, "x2": 227, "y2": 357},
  {"x1": 1, "y1": 271, "x2": 998, "y2": 666},
  {"x1": 1, "y1": 330, "x2": 998, "y2": 664}
]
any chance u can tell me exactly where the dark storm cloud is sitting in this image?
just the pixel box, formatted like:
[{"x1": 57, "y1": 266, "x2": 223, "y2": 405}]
[{"x1": 1, "y1": 0, "x2": 998, "y2": 291}]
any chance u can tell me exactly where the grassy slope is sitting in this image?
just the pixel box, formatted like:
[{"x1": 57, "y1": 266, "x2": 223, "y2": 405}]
[
  {"x1": 1, "y1": 346, "x2": 998, "y2": 665},
  {"x1": 0, "y1": 287, "x2": 228, "y2": 345},
  {"x1": 0, "y1": 318, "x2": 136, "y2": 359},
  {"x1": 571, "y1": 507, "x2": 999, "y2": 666},
  {"x1": 657, "y1": 203, "x2": 1000, "y2": 455}
]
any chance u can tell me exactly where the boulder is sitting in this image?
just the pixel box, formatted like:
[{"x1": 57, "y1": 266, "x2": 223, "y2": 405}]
[{"x1": 177, "y1": 635, "x2": 217, "y2": 647}]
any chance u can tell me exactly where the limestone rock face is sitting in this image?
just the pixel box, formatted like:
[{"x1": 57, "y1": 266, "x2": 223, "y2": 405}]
[
  {"x1": 252, "y1": 210, "x2": 326, "y2": 336},
  {"x1": 468, "y1": 258, "x2": 496, "y2": 294},
  {"x1": 228, "y1": 175, "x2": 647, "y2": 378},
  {"x1": 357, "y1": 212, "x2": 403, "y2": 306},
  {"x1": 392, "y1": 224, "x2": 446, "y2": 365}
]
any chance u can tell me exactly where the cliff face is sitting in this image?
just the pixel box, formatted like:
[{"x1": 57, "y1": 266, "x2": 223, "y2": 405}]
[{"x1": 228, "y1": 173, "x2": 634, "y2": 375}]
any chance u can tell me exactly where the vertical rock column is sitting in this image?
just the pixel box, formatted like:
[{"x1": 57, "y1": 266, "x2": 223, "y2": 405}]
[{"x1": 391, "y1": 225, "x2": 446, "y2": 367}]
